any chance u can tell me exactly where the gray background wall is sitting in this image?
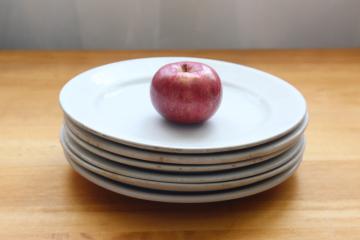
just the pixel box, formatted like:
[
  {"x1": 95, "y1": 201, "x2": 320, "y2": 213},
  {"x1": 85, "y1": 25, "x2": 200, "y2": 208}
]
[{"x1": 0, "y1": 0, "x2": 359, "y2": 49}]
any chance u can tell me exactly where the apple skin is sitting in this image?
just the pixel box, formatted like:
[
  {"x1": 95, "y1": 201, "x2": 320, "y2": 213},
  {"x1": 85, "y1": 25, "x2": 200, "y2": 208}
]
[{"x1": 150, "y1": 61, "x2": 222, "y2": 124}]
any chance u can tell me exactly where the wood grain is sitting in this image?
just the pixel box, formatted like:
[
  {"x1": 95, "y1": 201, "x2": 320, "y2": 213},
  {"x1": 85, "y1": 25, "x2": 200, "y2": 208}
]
[{"x1": 0, "y1": 49, "x2": 359, "y2": 239}]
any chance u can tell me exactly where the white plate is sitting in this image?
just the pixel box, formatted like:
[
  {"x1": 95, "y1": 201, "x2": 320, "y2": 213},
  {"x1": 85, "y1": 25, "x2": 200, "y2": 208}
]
[
  {"x1": 64, "y1": 114, "x2": 308, "y2": 165},
  {"x1": 64, "y1": 125, "x2": 296, "y2": 172},
  {"x1": 64, "y1": 144, "x2": 303, "y2": 192},
  {"x1": 60, "y1": 57, "x2": 307, "y2": 153},
  {"x1": 66, "y1": 156, "x2": 302, "y2": 203},
  {"x1": 61, "y1": 129, "x2": 304, "y2": 184}
]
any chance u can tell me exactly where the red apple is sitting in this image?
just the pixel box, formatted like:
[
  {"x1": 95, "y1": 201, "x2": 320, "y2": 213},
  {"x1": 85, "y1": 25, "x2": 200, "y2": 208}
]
[{"x1": 150, "y1": 61, "x2": 222, "y2": 124}]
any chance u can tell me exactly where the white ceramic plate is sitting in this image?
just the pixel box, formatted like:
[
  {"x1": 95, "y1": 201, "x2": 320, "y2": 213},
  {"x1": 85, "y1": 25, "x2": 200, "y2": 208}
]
[
  {"x1": 64, "y1": 125, "x2": 296, "y2": 172},
  {"x1": 64, "y1": 144, "x2": 303, "y2": 192},
  {"x1": 61, "y1": 129, "x2": 304, "y2": 184},
  {"x1": 60, "y1": 57, "x2": 307, "y2": 153},
  {"x1": 66, "y1": 156, "x2": 302, "y2": 203},
  {"x1": 64, "y1": 114, "x2": 307, "y2": 165}
]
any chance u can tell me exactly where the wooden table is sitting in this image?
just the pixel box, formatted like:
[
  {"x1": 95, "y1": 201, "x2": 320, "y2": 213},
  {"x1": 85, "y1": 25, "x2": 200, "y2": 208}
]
[{"x1": 1, "y1": 50, "x2": 359, "y2": 239}]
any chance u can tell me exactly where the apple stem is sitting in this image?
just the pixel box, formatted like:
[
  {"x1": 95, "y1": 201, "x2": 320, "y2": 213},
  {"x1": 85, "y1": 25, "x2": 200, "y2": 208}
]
[{"x1": 181, "y1": 64, "x2": 188, "y2": 72}]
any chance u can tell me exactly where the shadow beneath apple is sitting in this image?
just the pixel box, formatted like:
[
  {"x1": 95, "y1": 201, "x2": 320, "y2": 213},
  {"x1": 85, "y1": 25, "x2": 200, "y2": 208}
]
[
  {"x1": 161, "y1": 117, "x2": 208, "y2": 129},
  {"x1": 159, "y1": 117, "x2": 214, "y2": 137},
  {"x1": 64, "y1": 167, "x2": 300, "y2": 239},
  {"x1": 139, "y1": 115, "x2": 219, "y2": 147}
]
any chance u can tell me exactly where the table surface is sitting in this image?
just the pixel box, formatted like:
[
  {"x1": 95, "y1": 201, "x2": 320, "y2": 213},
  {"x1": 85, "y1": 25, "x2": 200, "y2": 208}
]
[{"x1": 1, "y1": 49, "x2": 359, "y2": 239}]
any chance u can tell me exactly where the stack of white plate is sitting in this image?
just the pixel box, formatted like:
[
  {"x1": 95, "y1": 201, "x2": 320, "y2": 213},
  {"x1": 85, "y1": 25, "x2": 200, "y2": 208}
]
[{"x1": 59, "y1": 57, "x2": 308, "y2": 203}]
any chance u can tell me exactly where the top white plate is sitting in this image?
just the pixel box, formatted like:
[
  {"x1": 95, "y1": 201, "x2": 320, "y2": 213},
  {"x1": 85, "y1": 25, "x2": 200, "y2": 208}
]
[{"x1": 60, "y1": 57, "x2": 307, "y2": 153}]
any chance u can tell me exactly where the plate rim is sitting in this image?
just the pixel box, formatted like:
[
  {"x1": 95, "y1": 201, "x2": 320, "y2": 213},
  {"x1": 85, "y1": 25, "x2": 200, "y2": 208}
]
[
  {"x1": 61, "y1": 128, "x2": 305, "y2": 184},
  {"x1": 63, "y1": 113, "x2": 308, "y2": 165},
  {"x1": 66, "y1": 154, "x2": 303, "y2": 203},
  {"x1": 64, "y1": 123, "x2": 298, "y2": 172},
  {"x1": 63, "y1": 141, "x2": 304, "y2": 192}
]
